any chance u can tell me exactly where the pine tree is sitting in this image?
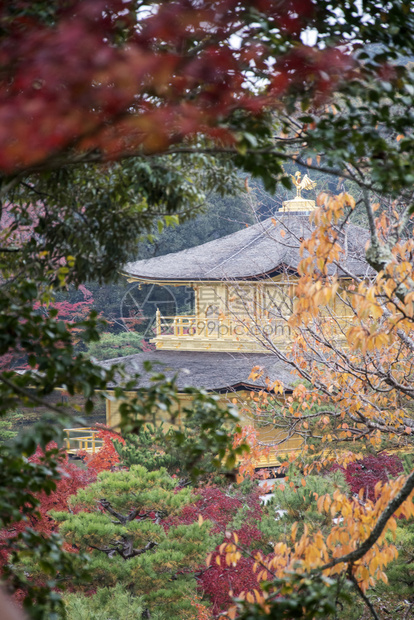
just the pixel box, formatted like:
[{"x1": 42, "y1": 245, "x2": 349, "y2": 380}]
[
  {"x1": 114, "y1": 405, "x2": 229, "y2": 480},
  {"x1": 64, "y1": 584, "x2": 152, "y2": 620},
  {"x1": 52, "y1": 465, "x2": 216, "y2": 619},
  {"x1": 113, "y1": 424, "x2": 183, "y2": 474}
]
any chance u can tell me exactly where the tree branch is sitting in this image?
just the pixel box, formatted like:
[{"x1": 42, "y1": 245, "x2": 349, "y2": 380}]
[
  {"x1": 347, "y1": 566, "x2": 381, "y2": 620},
  {"x1": 320, "y1": 468, "x2": 414, "y2": 572},
  {"x1": 98, "y1": 498, "x2": 142, "y2": 525},
  {"x1": 90, "y1": 539, "x2": 157, "y2": 560},
  {"x1": 0, "y1": 372, "x2": 74, "y2": 418}
]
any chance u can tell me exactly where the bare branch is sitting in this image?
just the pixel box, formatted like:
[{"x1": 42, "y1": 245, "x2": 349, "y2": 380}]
[
  {"x1": 347, "y1": 566, "x2": 381, "y2": 620},
  {"x1": 320, "y1": 468, "x2": 414, "y2": 572}
]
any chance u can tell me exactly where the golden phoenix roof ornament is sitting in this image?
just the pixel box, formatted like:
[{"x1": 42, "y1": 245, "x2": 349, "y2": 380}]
[
  {"x1": 290, "y1": 171, "x2": 317, "y2": 198},
  {"x1": 278, "y1": 170, "x2": 317, "y2": 212}
]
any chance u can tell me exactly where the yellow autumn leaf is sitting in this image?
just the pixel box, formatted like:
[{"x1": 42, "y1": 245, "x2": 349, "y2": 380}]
[
  {"x1": 370, "y1": 555, "x2": 378, "y2": 574},
  {"x1": 254, "y1": 589, "x2": 264, "y2": 603},
  {"x1": 228, "y1": 605, "x2": 237, "y2": 620}
]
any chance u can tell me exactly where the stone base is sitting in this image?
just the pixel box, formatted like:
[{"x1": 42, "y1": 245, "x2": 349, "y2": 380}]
[{"x1": 279, "y1": 198, "x2": 316, "y2": 212}]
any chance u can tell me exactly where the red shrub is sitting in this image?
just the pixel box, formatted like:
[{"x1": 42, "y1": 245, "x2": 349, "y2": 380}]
[
  {"x1": 172, "y1": 486, "x2": 262, "y2": 534},
  {"x1": 331, "y1": 453, "x2": 404, "y2": 500},
  {"x1": 79, "y1": 427, "x2": 125, "y2": 474},
  {"x1": 199, "y1": 552, "x2": 260, "y2": 615},
  {"x1": 27, "y1": 444, "x2": 94, "y2": 529},
  {"x1": 165, "y1": 485, "x2": 264, "y2": 615},
  {"x1": 0, "y1": 443, "x2": 95, "y2": 567}
]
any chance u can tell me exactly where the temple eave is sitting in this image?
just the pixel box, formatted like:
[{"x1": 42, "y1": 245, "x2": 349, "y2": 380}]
[
  {"x1": 121, "y1": 264, "x2": 300, "y2": 284},
  {"x1": 123, "y1": 213, "x2": 370, "y2": 283}
]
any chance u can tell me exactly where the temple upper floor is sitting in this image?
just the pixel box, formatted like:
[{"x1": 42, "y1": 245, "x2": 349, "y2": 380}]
[
  {"x1": 122, "y1": 201, "x2": 371, "y2": 353},
  {"x1": 151, "y1": 277, "x2": 353, "y2": 352}
]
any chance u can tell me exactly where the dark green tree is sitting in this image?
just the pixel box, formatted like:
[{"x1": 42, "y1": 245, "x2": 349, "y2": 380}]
[
  {"x1": 114, "y1": 409, "x2": 231, "y2": 481},
  {"x1": 51, "y1": 466, "x2": 215, "y2": 619},
  {"x1": 114, "y1": 424, "x2": 188, "y2": 474},
  {"x1": 64, "y1": 585, "x2": 152, "y2": 620}
]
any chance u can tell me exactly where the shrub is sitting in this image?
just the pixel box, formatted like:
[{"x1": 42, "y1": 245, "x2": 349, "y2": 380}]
[
  {"x1": 331, "y1": 453, "x2": 403, "y2": 500},
  {"x1": 86, "y1": 331, "x2": 143, "y2": 360}
]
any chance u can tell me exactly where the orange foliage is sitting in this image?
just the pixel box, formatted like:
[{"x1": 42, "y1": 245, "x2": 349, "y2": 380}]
[
  {"x1": 232, "y1": 425, "x2": 270, "y2": 482},
  {"x1": 185, "y1": 596, "x2": 213, "y2": 620},
  {"x1": 215, "y1": 474, "x2": 414, "y2": 608},
  {"x1": 224, "y1": 192, "x2": 414, "y2": 612},
  {"x1": 250, "y1": 192, "x2": 414, "y2": 451},
  {"x1": 78, "y1": 427, "x2": 125, "y2": 473}
]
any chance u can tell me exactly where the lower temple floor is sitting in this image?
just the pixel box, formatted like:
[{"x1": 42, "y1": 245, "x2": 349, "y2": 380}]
[{"x1": 102, "y1": 350, "x2": 300, "y2": 467}]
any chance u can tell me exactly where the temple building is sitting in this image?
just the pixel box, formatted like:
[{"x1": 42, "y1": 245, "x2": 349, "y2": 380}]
[{"x1": 93, "y1": 176, "x2": 370, "y2": 466}]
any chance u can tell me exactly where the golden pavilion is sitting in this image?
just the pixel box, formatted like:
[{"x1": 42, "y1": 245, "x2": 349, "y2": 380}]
[{"x1": 99, "y1": 177, "x2": 369, "y2": 466}]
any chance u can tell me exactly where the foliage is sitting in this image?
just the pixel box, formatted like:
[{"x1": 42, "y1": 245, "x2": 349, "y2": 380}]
[
  {"x1": 216, "y1": 474, "x2": 414, "y2": 612},
  {"x1": 376, "y1": 517, "x2": 414, "y2": 611},
  {"x1": 114, "y1": 404, "x2": 236, "y2": 480},
  {"x1": 0, "y1": 307, "x2": 244, "y2": 614},
  {"x1": 0, "y1": 443, "x2": 94, "y2": 618},
  {"x1": 51, "y1": 465, "x2": 216, "y2": 619},
  {"x1": 264, "y1": 193, "x2": 414, "y2": 450},
  {"x1": 79, "y1": 427, "x2": 124, "y2": 473},
  {"x1": 0, "y1": 410, "x2": 25, "y2": 444},
  {"x1": 85, "y1": 331, "x2": 143, "y2": 360},
  {"x1": 235, "y1": 572, "x2": 350, "y2": 620},
  {"x1": 0, "y1": 284, "x2": 96, "y2": 371},
  {"x1": 3, "y1": 0, "x2": 414, "y2": 210},
  {"x1": 203, "y1": 551, "x2": 261, "y2": 616},
  {"x1": 25, "y1": 444, "x2": 95, "y2": 527},
  {"x1": 147, "y1": 190, "x2": 255, "y2": 256},
  {"x1": 170, "y1": 485, "x2": 264, "y2": 615},
  {"x1": 64, "y1": 584, "x2": 157, "y2": 620},
  {"x1": 236, "y1": 186, "x2": 414, "y2": 614},
  {"x1": 232, "y1": 425, "x2": 270, "y2": 482},
  {"x1": 331, "y1": 453, "x2": 404, "y2": 501},
  {"x1": 0, "y1": 1, "x2": 347, "y2": 181},
  {"x1": 114, "y1": 423, "x2": 187, "y2": 475},
  {"x1": 175, "y1": 485, "x2": 263, "y2": 534},
  {"x1": 258, "y1": 469, "x2": 349, "y2": 545},
  {"x1": 65, "y1": 585, "x2": 212, "y2": 620},
  {"x1": 116, "y1": 381, "x2": 246, "y2": 481}
]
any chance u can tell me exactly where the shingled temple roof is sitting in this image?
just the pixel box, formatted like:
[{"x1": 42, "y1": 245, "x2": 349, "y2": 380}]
[
  {"x1": 101, "y1": 351, "x2": 296, "y2": 392},
  {"x1": 123, "y1": 212, "x2": 371, "y2": 282}
]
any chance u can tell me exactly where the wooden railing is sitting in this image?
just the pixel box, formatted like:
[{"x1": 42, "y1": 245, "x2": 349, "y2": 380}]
[
  {"x1": 155, "y1": 310, "x2": 353, "y2": 342},
  {"x1": 155, "y1": 310, "x2": 292, "y2": 340},
  {"x1": 63, "y1": 427, "x2": 103, "y2": 455}
]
